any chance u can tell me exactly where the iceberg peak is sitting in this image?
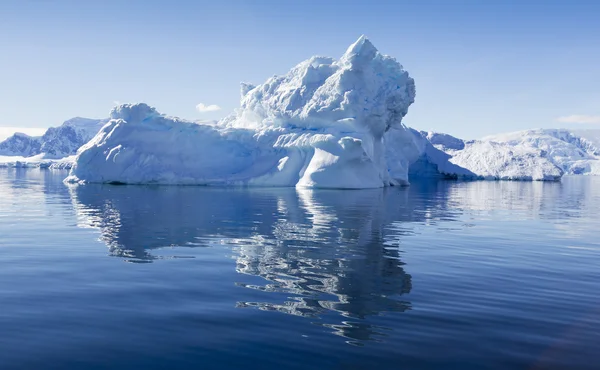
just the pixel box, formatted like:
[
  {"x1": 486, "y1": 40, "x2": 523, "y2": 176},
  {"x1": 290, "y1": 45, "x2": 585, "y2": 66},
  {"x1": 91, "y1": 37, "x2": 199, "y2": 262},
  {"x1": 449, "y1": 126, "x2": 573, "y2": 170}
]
[
  {"x1": 240, "y1": 82, "x2": 256, "y2": 98},
  {"x1": 229, "y1": 35, "x2": 415, "y2": 138},
  {"x1": 341, "y1": 35, "x2": 378, "y2": 68},
  {"x1": 109, "y1": 103, "x2": 160, "y2": 123}
]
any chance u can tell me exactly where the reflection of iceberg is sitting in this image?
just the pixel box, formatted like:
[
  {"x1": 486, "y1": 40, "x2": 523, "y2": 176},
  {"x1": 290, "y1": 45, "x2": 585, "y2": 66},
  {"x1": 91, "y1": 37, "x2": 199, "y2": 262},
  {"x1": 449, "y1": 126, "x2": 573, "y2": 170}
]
[
  {"x1": 231, "y1": 188, "x2": 418, "y2": 342},
  {"x1": 235, "y1": 189, "x2": 412, "y2": 323},
  {"x1": 68, "y1": 184, "x2": 287, "y2": 261},
  {"x1": 67, "y1": 181, "x2": 454, "y2": 261},
  {"x1": 66, "y1": 179, "x2": 595, "y2": 260},
  {"x1": 67, "y1": 183, "x2": 424, "y2": 341},
  {"x1": 65, "y1": 177, "x2": 598, "y2": 343},
  {"x1": 0, "y1": 168, "x2": 71, "y2": 208}
]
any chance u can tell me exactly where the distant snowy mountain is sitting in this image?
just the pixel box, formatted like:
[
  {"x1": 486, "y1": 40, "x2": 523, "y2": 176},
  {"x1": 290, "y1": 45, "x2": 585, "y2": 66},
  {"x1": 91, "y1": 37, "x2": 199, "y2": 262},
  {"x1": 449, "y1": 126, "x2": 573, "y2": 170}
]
[
  {"x1": 0, "y1": 132, "x2": 42, "y2": 157},
  {"x1": 0, "y1": 117, "x2": 108, "y2": 160},
  {"x1": 422, "y1": 129, "x2": 600, "y2": 177},
  {"x1": 38, "y1": 117, "x2": 108, "y2": 158},
  {"x1": 0, "y1": 127, "x2": 46, "y2": 142}
]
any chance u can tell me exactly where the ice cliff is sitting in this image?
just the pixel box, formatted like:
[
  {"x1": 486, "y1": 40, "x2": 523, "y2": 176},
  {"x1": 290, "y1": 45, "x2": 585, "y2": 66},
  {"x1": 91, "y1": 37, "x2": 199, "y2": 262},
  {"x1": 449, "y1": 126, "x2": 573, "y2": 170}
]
[{"x1": 67, "y1": 36, "x2": 475, "y2": 188}]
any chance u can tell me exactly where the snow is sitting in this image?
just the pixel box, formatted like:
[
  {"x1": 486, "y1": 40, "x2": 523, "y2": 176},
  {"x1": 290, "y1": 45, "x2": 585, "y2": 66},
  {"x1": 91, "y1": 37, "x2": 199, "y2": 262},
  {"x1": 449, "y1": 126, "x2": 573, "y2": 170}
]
[
  {"x1": 68, "y1": 36, "x2": 454, "y2": 188},
  {"x1": 0, "y1": 117, "x2": 107, "y2": 159},
  {"x1": 0, "y1": 154, "x2": 75, "y2": 169},
  {"x1": 0, "y1": 127, "x2": 47, "y2": 141},
  {"x1": 403, "y1": 129, "x2": 560, "y2": 181},
  {"x1": 0, "y1": 132, "x2": 41, "y2": 157},
  {"x1": 479, "y1": 129, "x2": 600, "y2": 176},
  {"x1": 421, "y1": 128, "x2": 600, "y2": 180},
  {"x1": 386, "y1": 127, "x2": 475, "y2": 180},
  {"x1": 0, "y1": 117, "x2": 107, "y2": 169},
  {"x1": 447, "y1": 140, "x2": 563, "y2": 181}
]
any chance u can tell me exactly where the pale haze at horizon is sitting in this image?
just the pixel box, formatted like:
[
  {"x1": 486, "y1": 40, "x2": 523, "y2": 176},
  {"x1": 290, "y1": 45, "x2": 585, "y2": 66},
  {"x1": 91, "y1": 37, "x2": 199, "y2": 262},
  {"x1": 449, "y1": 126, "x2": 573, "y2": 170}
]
[{"x1": 1, "y1": 0, "x2": 599, "y2": 141}]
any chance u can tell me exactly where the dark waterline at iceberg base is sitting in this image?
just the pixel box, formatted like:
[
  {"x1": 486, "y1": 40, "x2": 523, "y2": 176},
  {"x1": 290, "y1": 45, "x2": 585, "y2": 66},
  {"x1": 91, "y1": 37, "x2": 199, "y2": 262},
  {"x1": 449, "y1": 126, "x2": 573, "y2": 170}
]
[{"x1": 1, "y1": 169, "x2": 600, "y2": 369}]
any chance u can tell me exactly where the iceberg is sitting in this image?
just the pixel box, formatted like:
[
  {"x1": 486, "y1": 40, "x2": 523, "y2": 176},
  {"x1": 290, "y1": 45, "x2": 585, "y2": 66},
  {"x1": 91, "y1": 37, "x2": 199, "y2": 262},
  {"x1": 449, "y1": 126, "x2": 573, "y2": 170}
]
[
  {"x1": 64, "y1": 36, "x2": 567, "y2": 187},
  {"x1": 68, "y1": 36, "x2": 471, "y2": 188}
]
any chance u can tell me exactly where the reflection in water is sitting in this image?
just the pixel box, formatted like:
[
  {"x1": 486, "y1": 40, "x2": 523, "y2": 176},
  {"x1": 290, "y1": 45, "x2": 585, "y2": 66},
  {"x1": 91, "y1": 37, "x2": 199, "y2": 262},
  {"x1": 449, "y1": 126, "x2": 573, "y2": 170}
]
[
  {"x1": 0, "y1": 169, "x2": 72, "y2": 221},
  {"x1": 65, "y1": 177, "x2": 599, "y2": 343},
  {"x1": 68, "y1": 184, "x2": 436, "y2": 341},
  {"x1": 0, "y1": 168, "x2": 60, "y2": 203},
  {"x1": 233, "y1": 189, "x2": 414, "y2": 343}
]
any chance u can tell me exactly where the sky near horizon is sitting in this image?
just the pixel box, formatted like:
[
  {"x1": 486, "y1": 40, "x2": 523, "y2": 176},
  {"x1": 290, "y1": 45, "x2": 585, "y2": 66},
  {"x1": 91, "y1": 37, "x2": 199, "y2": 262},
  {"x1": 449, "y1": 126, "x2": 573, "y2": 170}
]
[{"x1": 1, "y1": 0, "x2": 599, "y2": 140}]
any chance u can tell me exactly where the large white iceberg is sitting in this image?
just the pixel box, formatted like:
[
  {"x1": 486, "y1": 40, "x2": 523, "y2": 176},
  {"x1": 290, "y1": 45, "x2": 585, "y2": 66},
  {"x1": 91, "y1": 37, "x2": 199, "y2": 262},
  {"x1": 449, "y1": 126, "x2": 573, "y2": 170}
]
[
  {"x1": 67, "y1": 36, "x2": 474, "y2": 188},
  {"x1": 66, "y1": 36, "x2": 569, "y2": 187}
]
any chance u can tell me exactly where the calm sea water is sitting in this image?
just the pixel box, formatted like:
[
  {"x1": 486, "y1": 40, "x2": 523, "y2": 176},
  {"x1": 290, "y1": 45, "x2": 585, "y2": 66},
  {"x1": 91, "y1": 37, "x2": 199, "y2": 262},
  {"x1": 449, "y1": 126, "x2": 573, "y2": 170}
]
[{"x1": 1, "y1": 169, "x2": 599, "y2": 370}]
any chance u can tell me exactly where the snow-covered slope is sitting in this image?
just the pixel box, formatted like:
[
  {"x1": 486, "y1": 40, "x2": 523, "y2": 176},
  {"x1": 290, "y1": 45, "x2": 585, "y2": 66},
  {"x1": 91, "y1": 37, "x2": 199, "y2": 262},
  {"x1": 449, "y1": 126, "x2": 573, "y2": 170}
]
[
  {"x1": 0, "y1": 127, "x2": 47, "y2": 142},
  {"x1": 0, "y1": 117, "x2": 107, "y2": 158},
  {"x1": 421, "y1": 128, "x2": 600, "y2": 179},
  {"x1": 447, "y1": 140, "x2": 563, "y2": 181},
  {"x1": 421, "y1": 131, "x2": 562, "y2": 181},
  {"x1": 39, "y1": 117, "x2": 108, "y2": 159},
  {"x1": 0, "y1": 133, "x2": 41, "y2": 157},
  {"x1": 0, "y1": 117, "x2": 107, "y2": 166},
  {"x1": 481, "y1": 129, "x2": 600, "y2": 176},
  {"x1": 0, "y1": 154, "x2": 76, "y2": 169},
  {"x1": 68, "y1": 36, "x2": 476, "y2": 188}
]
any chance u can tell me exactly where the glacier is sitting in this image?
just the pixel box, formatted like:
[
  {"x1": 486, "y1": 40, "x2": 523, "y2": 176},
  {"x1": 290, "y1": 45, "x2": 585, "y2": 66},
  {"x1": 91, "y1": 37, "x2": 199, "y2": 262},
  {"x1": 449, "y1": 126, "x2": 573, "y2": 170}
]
[
  {"x1": 66, "y1": 36, "x2": 474, "y2": 188},
  {"x1": 425, "y1": 129, "x2": 600, "y2": 179},
  {"x1": 481, "y1": 129, "x2": 600, "y2": 176}
]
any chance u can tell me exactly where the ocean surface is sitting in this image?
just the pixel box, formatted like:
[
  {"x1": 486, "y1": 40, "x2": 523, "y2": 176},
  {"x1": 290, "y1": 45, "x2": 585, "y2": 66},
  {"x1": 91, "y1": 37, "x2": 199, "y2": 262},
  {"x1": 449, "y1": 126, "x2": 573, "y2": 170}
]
[{"x1": 1, "y1": 169, "x2": 599, "y2": 370}]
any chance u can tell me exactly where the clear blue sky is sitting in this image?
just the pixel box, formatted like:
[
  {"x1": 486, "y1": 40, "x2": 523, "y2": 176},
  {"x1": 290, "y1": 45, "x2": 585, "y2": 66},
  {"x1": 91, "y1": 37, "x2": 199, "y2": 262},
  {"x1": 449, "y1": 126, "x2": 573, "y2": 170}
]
[{"x1": 1, "y1": 0, "x2": 599, "y2": 139}]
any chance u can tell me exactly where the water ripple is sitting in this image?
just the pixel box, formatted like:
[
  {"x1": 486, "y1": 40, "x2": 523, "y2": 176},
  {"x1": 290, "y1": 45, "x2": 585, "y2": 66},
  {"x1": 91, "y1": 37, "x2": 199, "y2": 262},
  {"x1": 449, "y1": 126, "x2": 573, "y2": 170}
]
[{"x1": 1, "y1": 169, "x2": 600, "y2": 369}]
